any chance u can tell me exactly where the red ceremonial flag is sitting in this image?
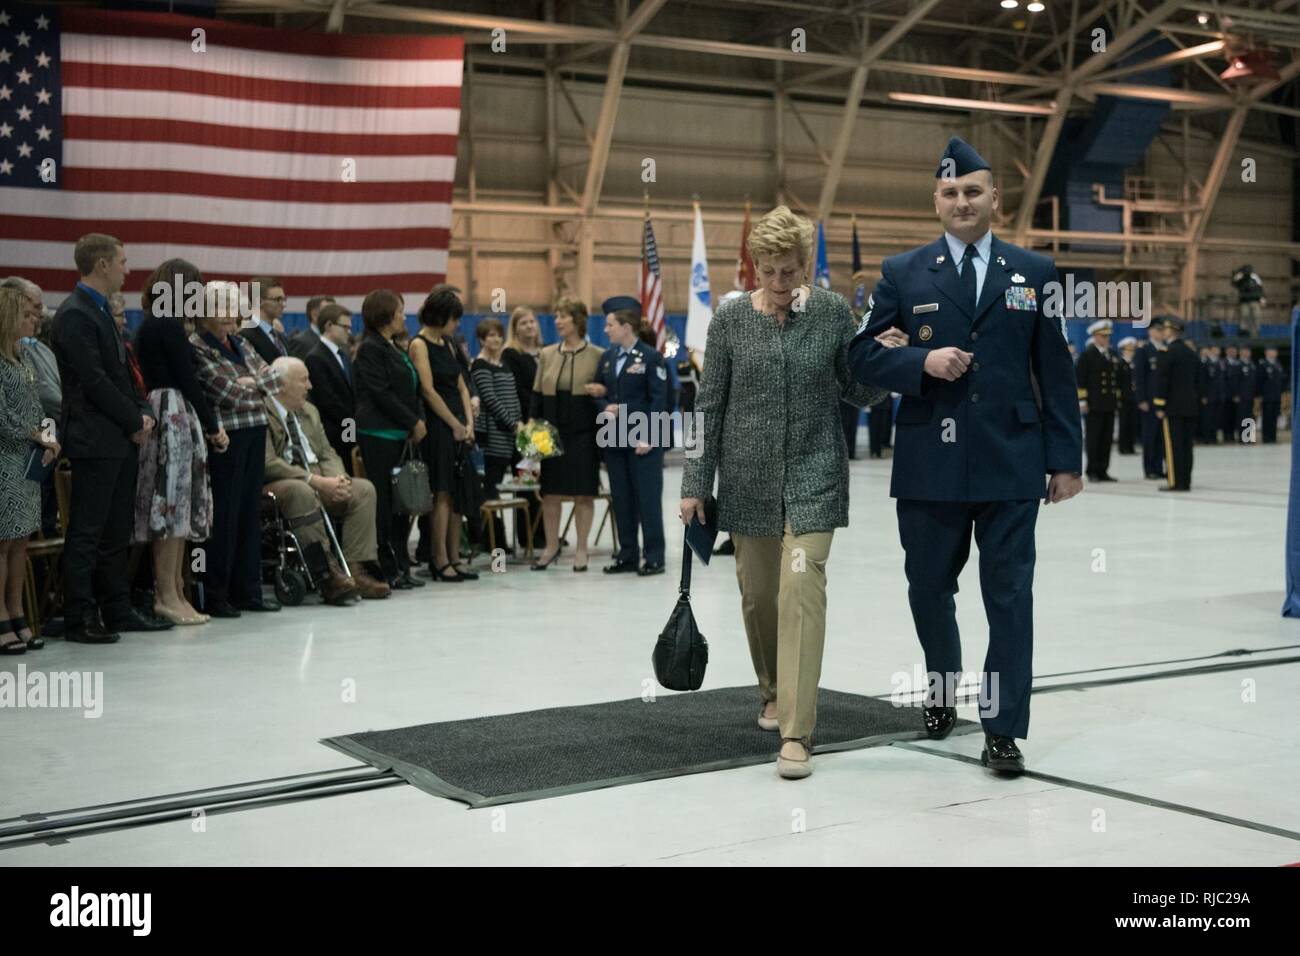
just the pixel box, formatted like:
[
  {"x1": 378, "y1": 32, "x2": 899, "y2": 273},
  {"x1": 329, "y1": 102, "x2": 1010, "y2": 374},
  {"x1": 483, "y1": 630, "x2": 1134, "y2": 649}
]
[
  {"x1": 735, "y1": 198, "x2": 755, "y2": 292},
  {"x1": 0, "y1": 5, "x2": 463, "y2": 313}
]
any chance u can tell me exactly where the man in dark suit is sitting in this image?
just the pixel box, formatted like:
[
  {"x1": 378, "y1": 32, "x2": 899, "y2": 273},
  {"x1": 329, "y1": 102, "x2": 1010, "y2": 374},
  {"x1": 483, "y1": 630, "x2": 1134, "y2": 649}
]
[
  {"x1": 50, "y1": 234, "x2": 173, "y2": 643},
  {"x1": 849, "y1": 137, "x2": 1083, "y2": 775},
  {"x1": 241, "y1": 276, "x2": 291, "y2": 364},
  {"x1": 303, "y1": 302, "x2": 356, "y2": 472},
  {"x1": 287, "y1": 295, "x2": 335, "y2": 360},
  {"x1": 1259, "y1": 346, "x2": 1286, "y2": 444},
  {"x1": 1154, "y1": 318, "x2": 1200, "y2": 490},
  {"x1": 592, "y1": 299, "x2": 667, "y2": 576},
  {"x1": 1197, "y1": 345, "x2": 1222, "y2": 443},
  {"x1": 1076, "y1": 319, "x2": 1120, "y2": 481},
  {"x1": 1134, "y1": 323, "x2": 1167, "y2": 478},
  {"x1": 1237, "y1": 346, "x2": 1258, "y2": 442},
  {"x1": 1222, "y1": 344, "x2": 1243, "y2": 441}
]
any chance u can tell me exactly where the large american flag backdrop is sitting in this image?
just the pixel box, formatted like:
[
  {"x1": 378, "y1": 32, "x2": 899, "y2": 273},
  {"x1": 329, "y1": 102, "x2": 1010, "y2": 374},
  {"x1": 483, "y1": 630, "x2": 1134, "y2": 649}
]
[{"x1": 0, "y1": 4, "x2": 462, "y2": 313}]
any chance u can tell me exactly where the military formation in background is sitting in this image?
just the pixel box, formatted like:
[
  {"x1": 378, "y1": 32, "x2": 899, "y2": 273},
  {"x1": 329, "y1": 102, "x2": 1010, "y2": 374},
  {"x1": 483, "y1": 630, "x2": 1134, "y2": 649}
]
[{"x1": 1075, "y1": 315, "x2": 1289, "y2": 492}]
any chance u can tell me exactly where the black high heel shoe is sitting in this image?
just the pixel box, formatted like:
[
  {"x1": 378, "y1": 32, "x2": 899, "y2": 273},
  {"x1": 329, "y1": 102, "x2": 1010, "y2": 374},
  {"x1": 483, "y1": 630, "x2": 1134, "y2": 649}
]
[
  {"x1": 451, "y1": 564, "x2": 479, "y2": 581},
  {"x1": 531, "y1": 550, "x2": 560, "y2": 571},
  {"x1": 431, "y1": 563, "x2": 466, "y2": 582},
  {"x1": 10, "y1": 616, "x2": 42, "y2": 649},
  {"x1": 0, "y1": 620, "x2": 28, "y2": 655}
]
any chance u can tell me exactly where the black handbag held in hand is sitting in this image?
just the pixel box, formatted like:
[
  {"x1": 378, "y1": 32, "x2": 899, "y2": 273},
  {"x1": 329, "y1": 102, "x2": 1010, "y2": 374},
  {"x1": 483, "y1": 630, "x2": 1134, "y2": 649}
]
[
  {"x1": 392, "y1": 439, "x2": 433, "y2": 515},
  {"x1": 653, "y1": 531, "x2": 709, "y2": 691}
]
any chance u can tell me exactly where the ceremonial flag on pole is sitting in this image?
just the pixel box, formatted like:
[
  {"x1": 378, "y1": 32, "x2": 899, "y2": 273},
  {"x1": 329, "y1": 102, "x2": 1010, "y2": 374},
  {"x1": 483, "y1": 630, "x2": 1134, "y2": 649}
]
[
  {"x1": 851, "y1": 214, "x2": 867, "y2": 312},
  {"x1": 814, "y1": 220, "x2": 831, "y2": 290},
  {"x1": 0, "y1": 5, "x2": 463, "y2": 313},
  {"x1": 734, "y1": 198, "x2": 755, "y2": 292},
  {"x1": 685, "y1": 200, "x2": 711, "y2": 353},
  {"x1": 640, "y1": 204, "x2": 666, "y2": 347}
]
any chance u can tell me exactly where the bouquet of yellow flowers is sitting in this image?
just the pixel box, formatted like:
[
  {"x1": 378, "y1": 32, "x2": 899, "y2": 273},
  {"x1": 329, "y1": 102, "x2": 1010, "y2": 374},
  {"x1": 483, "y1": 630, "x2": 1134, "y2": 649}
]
[{"x1": 517, "y1": 418, "x2": 564, "y2": 461}]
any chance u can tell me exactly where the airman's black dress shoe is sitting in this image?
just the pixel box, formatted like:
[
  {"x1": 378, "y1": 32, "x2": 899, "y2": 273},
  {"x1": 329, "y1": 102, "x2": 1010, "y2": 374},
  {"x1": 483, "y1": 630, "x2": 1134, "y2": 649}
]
[
  {"x1": 637, "y1": 562, "x2": 665, "y2": 576},
  {"x1": 922, "y1": 705, "x2": 957, "y2": 739},
  {"x1": 205, "y1": 600, "x2": 242, "y2": 618},
  {"x1": 236, "y1": 596, "x2": 281, "y2": 612},
  {"x1": 603, "y1": 560, "x2": 638, "y2": 574},
  {"x1": 106, "y1": 608, "x2": 174, "y2": 632},
  {"x1": 980, "y1": 733, "x2": 1025, "y2": 774},
  {"x1": 66, "y1": 618, "x2": 121, "y2": 644}
]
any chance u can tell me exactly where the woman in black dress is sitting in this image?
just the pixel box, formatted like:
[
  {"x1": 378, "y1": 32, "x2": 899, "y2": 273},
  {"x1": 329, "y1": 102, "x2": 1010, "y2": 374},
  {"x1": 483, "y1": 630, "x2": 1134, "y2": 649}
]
[
  {"x1": 530, "y1": 298, "x2": 603, "y2": 572},
  {"x1": 408, "y1": 288, "x2": 477, "y2": 583},
  {"x1": 353, "y1": 290, "x2": 427, "y2": 589}
]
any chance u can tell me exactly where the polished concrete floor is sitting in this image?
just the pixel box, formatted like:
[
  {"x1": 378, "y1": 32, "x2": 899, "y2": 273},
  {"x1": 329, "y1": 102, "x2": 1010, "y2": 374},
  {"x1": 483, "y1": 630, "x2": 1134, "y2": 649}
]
[{"x1": 2, "y1": 436, "x2": 1296, "y2": 866}]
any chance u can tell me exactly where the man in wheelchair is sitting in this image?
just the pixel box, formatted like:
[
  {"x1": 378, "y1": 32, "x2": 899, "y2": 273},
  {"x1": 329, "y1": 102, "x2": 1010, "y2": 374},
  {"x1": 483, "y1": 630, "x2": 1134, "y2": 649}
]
[{"x1": 263, "y1": 357, "x2": 391, "y2": 604}]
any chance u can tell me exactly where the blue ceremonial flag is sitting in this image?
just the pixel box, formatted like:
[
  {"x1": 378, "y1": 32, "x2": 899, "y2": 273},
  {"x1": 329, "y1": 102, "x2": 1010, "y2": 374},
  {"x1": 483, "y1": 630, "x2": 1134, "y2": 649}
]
[
  {"x1": 850, "y1": 215, "x2": 866, "y2": 312},
  {"x1": 814, "y1": 220, "x2": 831, "y2": 289},
  {"x1": 1284, "y1": 306, "x2": 1300, "y2": 617}
]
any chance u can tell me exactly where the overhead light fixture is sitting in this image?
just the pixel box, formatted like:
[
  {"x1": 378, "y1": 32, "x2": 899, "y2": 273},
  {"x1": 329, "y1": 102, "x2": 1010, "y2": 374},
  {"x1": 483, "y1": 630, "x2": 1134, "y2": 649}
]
[
  {"x1": 1027, "y1": 1, "x2": 1045, "y2": 11},
  {"x1": 1196, "y1": 12, "x2": 1210, "y2": 26},
  {"x1": 1220, "y1": 48, "x2": 1281, "y2": 83},
  {"x1": 1000, "y1": 0, "x2": 1019, "y2": 9}
]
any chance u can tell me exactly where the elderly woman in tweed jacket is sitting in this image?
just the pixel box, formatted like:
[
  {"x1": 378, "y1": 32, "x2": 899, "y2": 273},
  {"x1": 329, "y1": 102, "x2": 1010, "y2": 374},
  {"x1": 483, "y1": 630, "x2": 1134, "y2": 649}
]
[{"x1": 680, "y1": 205, "x2": 899, "y2": 780}]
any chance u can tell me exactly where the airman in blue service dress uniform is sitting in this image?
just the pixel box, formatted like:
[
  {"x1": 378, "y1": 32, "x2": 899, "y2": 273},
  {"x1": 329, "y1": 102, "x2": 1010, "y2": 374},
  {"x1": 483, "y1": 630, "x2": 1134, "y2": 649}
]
[
  {"x1": 1258, "y1": 347, "x2": 1286, "y2": 444},
  {"x1": 1134, "y1": 322, "x2": 1167, "y2": 478},
  {"x1": 848, "y1": 137, "x2": 1083, "y2": 775},
  {"x1": 592, "y1": 296, "x2": 667, "y2": 576}
]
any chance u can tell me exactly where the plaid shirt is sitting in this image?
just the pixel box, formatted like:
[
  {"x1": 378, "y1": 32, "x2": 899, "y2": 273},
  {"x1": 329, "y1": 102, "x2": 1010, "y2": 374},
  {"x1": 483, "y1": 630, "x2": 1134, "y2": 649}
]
[{"x1": 189, "y1": 331, "x2": 284, "y2": 432}]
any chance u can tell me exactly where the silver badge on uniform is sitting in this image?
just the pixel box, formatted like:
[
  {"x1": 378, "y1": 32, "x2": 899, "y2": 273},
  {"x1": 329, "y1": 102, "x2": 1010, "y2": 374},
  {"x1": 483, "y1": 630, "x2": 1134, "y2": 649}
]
[{"x1": 912, "y1": 303, "x2": 939, "y2": 314}]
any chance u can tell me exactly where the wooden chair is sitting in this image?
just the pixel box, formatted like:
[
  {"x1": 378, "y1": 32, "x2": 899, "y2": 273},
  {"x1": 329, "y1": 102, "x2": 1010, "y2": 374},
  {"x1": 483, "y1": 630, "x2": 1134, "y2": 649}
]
[
  {"x1": 480, "y1": 499, "x2": 534, "y2": 558},
  {"x1": 22, "y1": 459, "x2": 71, "y2": 638},
  {"x1": 530, "y1": 492, "x2": 618, "y2": 552}
]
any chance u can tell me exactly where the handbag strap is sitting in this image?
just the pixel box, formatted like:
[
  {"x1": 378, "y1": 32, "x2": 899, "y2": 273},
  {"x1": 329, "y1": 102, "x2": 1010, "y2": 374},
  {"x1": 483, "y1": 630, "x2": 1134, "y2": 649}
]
[
  {"x1": 679, "y1": 530, "x2": 692, "y2": 597},
  {"x1": 398, "y1": 439, "x2": 421, "y2": 465}
]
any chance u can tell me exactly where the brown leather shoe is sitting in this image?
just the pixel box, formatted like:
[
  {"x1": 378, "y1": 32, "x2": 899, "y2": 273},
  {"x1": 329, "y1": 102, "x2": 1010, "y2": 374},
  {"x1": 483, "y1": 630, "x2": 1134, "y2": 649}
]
[
  {"x1": 352, "y1": 569, "x2": 391, "y2": 600},
  {"x1": 321, "y1": 570, "x2": 361, "y2": 606}
]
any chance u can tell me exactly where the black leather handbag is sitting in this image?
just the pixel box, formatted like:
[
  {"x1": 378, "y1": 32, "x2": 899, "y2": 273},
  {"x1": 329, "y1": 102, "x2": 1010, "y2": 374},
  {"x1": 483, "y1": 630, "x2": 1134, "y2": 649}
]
[
  {"x1": 653, "y1": 532, "x2": 709, "y2": 691},
  {"x1": 392, "y1": 440, "x2": 432, "y2": 515}
]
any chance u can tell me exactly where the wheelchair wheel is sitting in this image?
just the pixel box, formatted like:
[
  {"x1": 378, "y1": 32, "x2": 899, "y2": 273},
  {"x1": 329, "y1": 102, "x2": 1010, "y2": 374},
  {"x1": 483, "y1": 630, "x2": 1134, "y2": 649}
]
[{"x1": 274, "y1": 567, "x2": 307, "y2": 607}]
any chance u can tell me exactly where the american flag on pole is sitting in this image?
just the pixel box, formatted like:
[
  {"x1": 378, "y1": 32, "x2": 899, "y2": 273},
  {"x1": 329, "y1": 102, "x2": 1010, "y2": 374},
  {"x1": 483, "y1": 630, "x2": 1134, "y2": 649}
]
[
  {"x1": 0, "y1": 4, "x2": 462, "y2": 313},
  {"x1": 640, "y1": 211, "x2": 665, "y2": 348}
]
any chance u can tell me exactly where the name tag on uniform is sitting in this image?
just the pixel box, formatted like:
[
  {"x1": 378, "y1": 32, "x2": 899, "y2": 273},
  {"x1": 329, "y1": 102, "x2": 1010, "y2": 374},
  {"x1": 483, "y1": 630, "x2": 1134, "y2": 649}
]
[
  {"x1": 627, "y1": 362, "x2": 646, "y2": 374},
  {"x1": 1005, "y1": 286, "x2": 1037, "y2": 311},
  {"x1": 912, "y1": 303, "x2": 939, "y2": 314}
]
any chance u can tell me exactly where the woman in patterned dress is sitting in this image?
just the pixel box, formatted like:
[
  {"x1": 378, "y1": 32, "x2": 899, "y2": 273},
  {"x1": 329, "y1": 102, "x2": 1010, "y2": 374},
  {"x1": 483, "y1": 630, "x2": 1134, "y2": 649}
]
[
  {"x1": 0, "y1": 287, "x2": 61, "y2": 653},
  {"x1": 133, "y1": 259, "x2": 229, "y2": 626}
]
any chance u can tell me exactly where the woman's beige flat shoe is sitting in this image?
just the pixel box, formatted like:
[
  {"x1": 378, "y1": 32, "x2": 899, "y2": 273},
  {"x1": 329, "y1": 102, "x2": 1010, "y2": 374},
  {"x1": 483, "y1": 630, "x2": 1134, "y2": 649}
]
[
  {"x1": 155, "y1": 606, "x2": 207, "y2": 626},
  {"x1": 757, "y1": 706, "x2": 779, "y2": 732},
  {"x1": 776, "y1": 739, "x2": 812, "y2": 779}
]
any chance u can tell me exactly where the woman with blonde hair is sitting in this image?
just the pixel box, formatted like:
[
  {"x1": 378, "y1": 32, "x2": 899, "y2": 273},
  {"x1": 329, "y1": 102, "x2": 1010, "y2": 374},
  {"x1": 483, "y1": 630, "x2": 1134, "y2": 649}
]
[
  {"x1": 530, "y1": 297, "x2": 603, "y2": 571},
  {"x1": 679, "y1": 204, "x2": 897, "y2": 780},
  {"x1": 502, "y1": 306, "x2": 543, "y2": 414},
  {"x1": 0, "y1": 287, "x2": 60, "y2": 652},
  {"x1": 500, "y1": 305, "x2": 545, "y2": 547}
]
